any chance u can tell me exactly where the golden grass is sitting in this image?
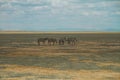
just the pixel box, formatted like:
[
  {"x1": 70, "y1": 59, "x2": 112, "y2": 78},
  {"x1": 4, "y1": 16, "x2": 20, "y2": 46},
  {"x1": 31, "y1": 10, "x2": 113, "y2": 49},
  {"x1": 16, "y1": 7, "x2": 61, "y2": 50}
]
[
  {"x1": 0, "y1": 64, "x2": 120, "y2": 80},
  {"x1": 0, "y1": 33, "x2": 120, "y2": 80}
]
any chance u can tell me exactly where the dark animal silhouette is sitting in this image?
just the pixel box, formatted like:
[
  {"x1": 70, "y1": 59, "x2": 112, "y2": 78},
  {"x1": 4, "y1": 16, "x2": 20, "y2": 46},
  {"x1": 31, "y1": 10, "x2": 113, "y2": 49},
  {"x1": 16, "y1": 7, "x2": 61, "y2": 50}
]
[
  {"x1": 48, "y1": 38, "x2": 57, "y2": 45},
  {"x1": 38, "y1": 38, "x2": 48, "y2": 45},
  {"x1": 59, "y1": 38, "x2": 65, "y2": 45},
  {"x1": 38, "y1": 37, "x2": 77, "y2": 46},
  {"x1": 65, "y1": 37, "x2": 77, "y2": 45}
]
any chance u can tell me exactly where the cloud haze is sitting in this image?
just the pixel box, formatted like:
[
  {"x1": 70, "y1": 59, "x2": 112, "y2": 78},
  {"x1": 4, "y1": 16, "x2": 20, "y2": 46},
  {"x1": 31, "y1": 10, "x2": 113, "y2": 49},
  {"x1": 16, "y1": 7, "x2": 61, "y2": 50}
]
[{"x1": 0, "y1": 0, "x2": 120, "y2": 31}]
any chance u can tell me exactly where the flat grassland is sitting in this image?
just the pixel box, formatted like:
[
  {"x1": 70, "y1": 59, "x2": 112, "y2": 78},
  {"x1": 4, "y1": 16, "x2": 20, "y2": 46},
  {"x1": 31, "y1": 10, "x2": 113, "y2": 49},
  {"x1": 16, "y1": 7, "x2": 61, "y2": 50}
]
[{"x1": 0, "y1": 32, "x2": 120, "y2": 80}]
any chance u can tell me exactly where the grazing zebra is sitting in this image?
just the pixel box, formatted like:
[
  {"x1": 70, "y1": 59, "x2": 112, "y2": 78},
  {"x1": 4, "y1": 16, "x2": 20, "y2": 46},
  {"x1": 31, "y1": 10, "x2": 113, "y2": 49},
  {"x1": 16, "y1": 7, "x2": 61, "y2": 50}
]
[
  {"x1": 48, "y1": 38, "x2": 57, "y2": 45},
  {"x1": 38, "y1": 38, "x2": 48, "y2": 45},
  {"x1": 59, "y1": 38, "x2": 65, "y2": 45},
  {"x1": 37, "y1": 37, "x2": 77, "y2": 46},
  {"x1": 65, "y1": 37, "x2": 77, "y2": 45}
]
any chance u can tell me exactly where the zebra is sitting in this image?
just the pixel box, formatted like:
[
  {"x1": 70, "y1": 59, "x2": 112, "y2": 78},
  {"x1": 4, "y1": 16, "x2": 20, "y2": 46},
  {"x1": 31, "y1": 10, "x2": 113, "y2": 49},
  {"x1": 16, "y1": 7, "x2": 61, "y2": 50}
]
[
  {"x1": 65, "y1": 37, "x2": 77, "y2": 45},
  {"x1": 38, "y1": 38, "x2": 48, "y2": 46},
  {"x1": 59, "y1": 38, "x2": 65, "y2": 45},
  {"x1": 48, "y1": 38, "x2": 57, "y2": 45}
]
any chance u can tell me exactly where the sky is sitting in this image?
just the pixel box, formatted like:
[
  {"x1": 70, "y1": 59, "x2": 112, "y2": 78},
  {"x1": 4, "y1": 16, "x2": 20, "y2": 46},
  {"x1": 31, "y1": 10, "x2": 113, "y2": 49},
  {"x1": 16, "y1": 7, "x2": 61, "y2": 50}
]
[{"x1": 0, "y1": 0, "x2": 120, "y2": 31}]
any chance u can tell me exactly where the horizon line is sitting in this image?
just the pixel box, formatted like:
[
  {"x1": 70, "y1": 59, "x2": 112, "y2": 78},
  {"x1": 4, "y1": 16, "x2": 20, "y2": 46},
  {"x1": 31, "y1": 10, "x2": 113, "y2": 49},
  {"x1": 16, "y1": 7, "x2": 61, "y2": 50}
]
[{"x1": 0, "y1": 31, "x2": 120, "y2": 34}]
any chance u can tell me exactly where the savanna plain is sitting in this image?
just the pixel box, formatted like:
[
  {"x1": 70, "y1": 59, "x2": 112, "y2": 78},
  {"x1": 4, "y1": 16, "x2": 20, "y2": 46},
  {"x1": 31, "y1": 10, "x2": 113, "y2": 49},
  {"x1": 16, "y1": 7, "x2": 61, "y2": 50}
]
[{"x1": 0, "y1": 32, "x2": 120, "y2": 80}]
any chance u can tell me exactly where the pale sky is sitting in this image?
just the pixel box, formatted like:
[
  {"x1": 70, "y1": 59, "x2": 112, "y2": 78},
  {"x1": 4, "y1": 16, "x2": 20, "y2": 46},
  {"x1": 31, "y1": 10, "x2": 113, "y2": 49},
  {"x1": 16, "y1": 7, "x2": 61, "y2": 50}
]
[{"x1": 0, "y1": 0, "x2": 120, "y2": 31}]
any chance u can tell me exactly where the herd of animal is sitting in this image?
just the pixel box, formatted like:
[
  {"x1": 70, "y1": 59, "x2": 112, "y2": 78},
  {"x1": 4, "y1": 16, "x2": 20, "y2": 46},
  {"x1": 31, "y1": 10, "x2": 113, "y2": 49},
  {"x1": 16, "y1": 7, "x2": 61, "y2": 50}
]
[{"x1": 38, "y1": 37, "x2": 77, "y2": 46}]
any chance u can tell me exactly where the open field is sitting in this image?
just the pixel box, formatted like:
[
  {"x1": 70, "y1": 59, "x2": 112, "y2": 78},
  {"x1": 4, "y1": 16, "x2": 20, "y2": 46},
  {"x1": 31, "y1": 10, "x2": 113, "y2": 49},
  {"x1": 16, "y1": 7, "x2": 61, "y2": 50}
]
[{"x1": 0, "y1": 32, "x2": 120, "y2": 80}]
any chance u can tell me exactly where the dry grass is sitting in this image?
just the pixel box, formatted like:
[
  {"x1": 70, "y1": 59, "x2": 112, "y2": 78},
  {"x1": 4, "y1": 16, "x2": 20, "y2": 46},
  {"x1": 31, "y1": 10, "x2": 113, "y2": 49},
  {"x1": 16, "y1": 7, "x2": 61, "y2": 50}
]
[
  {"x1": 0, "y1": 33, "x2": 120, "y2": 80},
  {"x1": 0, "y1": 64, "x2": 120, "y2": 80}
]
